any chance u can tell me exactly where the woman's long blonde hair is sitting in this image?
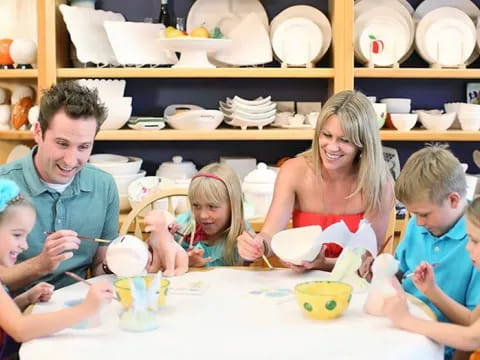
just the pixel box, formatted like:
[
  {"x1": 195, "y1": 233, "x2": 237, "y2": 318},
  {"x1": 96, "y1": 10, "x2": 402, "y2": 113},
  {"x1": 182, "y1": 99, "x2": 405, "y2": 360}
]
[
  {"x1": 187, "y1": 163, "x2": 245, "y2": 265},
  {"x1": 303, "y1": 90, "x2": 389, "y2": 214}
]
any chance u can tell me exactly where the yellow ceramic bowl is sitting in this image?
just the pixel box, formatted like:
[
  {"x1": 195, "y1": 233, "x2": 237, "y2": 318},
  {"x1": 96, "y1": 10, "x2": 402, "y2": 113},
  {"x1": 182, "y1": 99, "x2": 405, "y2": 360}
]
[
  {"x1": 294, "y1": 281, "x2": 352, "y2": 320},
  {"x1": 114, "y1": 275, "x2": 170, "y2": 310}
]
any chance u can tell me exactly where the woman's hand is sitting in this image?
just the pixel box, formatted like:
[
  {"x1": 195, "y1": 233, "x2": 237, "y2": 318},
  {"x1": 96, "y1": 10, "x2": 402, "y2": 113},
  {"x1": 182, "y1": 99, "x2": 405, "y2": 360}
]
[
  {"x1": 281, "y1": 246, "x2": 327, "y2": 272},
  {"x1": 411, "y1": 261, "x2": 437, "y2": 295},
  {"x1": 187, "y1": 247, "x2": 212, "y2": 267},
  {"x1": 237, "y1": 230, "x2": 265, "y2": 261},
  {"x1": 27, "y1": 282, "x2": 54, "y2": 304}
]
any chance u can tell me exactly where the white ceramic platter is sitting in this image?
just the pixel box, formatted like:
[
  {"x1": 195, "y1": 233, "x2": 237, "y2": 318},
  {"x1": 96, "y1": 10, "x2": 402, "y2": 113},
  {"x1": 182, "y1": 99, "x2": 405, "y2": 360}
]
[
  {"x1": 224, "y1": 115, "x2": 275, "y2": 130},
  {"x1": 414, "y1": 0, "x2": 480, "y2": 20},
  {"x1": 272, "y1": 17, "x2": 322, "y2": 66},
  {"x1": 158, "y1": 38, "x2": 232, "y2": 68},
  {"x1": 355, "y1": 0, "x2": 414, "y2": 15},
  {"x1": 270, "y1": 5, "x2": 332, "y2": 62},
  {"x1": 186, "y1": 0, "x2": 268, "y2": 34},
  {"x1": 104, "y1": 21, "x2": 177, "y2": 66},
  {"x1": 416, "y1": 7, "x2": 476, "y2": 66},
  {"x1": 58, "y1": 4, "x2": 124, "y2": 65}
]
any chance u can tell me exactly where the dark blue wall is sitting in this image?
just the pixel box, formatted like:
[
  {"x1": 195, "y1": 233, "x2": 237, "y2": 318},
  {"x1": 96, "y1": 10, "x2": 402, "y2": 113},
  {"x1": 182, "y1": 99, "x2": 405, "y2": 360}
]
[{"x1": 90, "y1": 0, "x2": 480, "y2": 174}]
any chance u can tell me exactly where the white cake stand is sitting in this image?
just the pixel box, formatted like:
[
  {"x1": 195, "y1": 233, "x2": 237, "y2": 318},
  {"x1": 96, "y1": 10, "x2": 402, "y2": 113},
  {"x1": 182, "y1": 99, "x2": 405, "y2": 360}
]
[{"x1": 158, "y1": 38, "x2": 232, "y2": 68}]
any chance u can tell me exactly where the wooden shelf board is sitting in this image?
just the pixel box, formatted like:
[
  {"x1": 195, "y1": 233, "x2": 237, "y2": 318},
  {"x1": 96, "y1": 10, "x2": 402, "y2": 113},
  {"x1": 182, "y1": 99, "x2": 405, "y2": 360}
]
[
  {"x1": 355, "y1": 68, "x2": 480, "y2": 79},
  {"x1": 0, "y1": 69, "x2": 38, "y2": 78},
  {"x1": 57, "y1": 67, "x2": 335, "y2": 79},
  {"x1": 2, "y1": 129, "x2": 480, "y2": 141}
]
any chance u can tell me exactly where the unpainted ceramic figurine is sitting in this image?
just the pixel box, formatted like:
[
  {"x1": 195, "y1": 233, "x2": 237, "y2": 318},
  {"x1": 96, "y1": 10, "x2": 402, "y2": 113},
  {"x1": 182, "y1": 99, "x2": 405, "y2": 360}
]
[
  {"x1": 364, "y1": 253, "x2": 403, "y2": 316},
  {"x1": 329, "y1": 246, "x2": 369, "y2": 292},
  {"x1": 145, "y1": 209, "x2": 188, "y2": 276}
]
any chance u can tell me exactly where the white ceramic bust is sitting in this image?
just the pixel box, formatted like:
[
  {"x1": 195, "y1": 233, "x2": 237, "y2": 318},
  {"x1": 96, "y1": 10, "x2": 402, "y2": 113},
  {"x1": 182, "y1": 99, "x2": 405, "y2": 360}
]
[{"x1": 364, "y1": 254, "x2": 401, "y2": 316}]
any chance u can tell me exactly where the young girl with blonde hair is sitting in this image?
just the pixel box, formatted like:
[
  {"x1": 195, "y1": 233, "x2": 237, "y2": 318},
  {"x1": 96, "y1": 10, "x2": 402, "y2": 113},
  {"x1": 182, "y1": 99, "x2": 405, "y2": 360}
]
[
  {"x1": 174, "y1": 162, "x2": 252, "y2": 267},
  {"x1": 0, "y1": 179, "x2": 113, "y2": 358}
]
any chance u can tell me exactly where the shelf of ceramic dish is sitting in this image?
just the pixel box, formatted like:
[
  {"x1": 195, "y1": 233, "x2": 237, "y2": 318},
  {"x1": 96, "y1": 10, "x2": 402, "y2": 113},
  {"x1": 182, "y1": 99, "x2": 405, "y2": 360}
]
[
  {"x1": 355, "y1": 68, "x2": 480, "y2": 79},
  {"x1": 0, "y1": 69, "x2": 38, "y2": 79},
  {"x1": 56, "y1": 67, "x2": 335, "y2": 79},
  {"x1": 1, "y1": 129, "x2": 480, "y2": 141}
]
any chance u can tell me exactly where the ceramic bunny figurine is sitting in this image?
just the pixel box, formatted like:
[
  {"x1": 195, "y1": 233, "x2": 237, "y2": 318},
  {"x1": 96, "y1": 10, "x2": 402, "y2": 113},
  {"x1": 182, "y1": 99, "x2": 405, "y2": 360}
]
[
  {"x1": 144, "y1": 209, "x2": 188, "y2": 277},
  {"x1": 364, "y1": 253, "x2": 402, "y2": 316}
]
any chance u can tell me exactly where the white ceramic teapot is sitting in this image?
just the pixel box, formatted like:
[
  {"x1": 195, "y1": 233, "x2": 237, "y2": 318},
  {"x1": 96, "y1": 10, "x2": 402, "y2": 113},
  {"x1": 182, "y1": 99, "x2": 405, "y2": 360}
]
[
  {"x1": 106, "y1": 234, "x2": 149, "y2": 277},
  {"x1": 156, "y1": 155, "x2": 197, "y2": 180},
  {"x1": 242, "y1": 162, "x2": 277, "y2": 217}
]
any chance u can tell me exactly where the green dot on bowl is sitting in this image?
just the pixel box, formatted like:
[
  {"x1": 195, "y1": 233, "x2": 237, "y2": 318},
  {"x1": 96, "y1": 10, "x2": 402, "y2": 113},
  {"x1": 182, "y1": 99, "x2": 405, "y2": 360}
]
[
  {"x1": 325, "y1": 300, "x2": 337, "y2": 311},
  {"x1": 303, "y1": 302, "x2": 313, "y2": 312},
  {"x1": 348, "y1": 294, "x2": 352, "y2": 303}
]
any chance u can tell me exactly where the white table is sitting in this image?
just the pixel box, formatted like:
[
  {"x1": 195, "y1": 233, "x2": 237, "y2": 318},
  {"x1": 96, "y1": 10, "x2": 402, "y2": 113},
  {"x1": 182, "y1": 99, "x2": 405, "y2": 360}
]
[{"x1": 20, "y1": 268, "x2": 443, "y2": 360}]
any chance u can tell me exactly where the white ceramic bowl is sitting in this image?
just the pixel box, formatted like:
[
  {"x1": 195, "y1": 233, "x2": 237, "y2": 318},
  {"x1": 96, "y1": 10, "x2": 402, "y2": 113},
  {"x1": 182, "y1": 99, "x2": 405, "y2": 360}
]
[
  {"x1": 113, "y1": 170, "x2": 146, "y2": 194},
  {"x1": 90, "y1": 156, "x2": 143, "y2": 176},
  {"x1": 271, "y1": 225, "x2": 324, "y2": 265},
  {"x1": 459, "y1": 103, "x2": 480, "y2": 113},
  {"x1": 106, "y1": 234, "x2": 149, "y2": 277},
  {"x1": 166, "y1": 109, "x2": 223, "y2": 130},
  {"x1": 458, "y1": 112, "x2": 480, "y2": 131},
  {"x1": 101, "y1": 100, "x2": 132, "y2": 130},
  {"x1": 444, "y1": 102, "x2": 464, "y2": 114},
  {"x1": 232, "y1": 101, "x2": 276, "y2": 114},
  {"x1": 89, "y1": 153, "x2": 129, "y2": 163},
  {"x1": 232, "y1": 95, "x2": 272, "y2": 106},
  {"x1": 390, "y1": 113, "x2": 418, "y2": 131},
  {"x1": 380, "y1": 98, "x2": 411, "y2": 114},
  {"x1": 418, "y1": 111, "x2": 455, "y2": 131}
]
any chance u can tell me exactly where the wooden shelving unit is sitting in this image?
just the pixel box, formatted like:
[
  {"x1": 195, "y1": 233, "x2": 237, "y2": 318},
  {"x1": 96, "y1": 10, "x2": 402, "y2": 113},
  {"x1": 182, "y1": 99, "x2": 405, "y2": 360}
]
[{"x1": 355, "y1": 68, "x2": 480, "y2": 79}]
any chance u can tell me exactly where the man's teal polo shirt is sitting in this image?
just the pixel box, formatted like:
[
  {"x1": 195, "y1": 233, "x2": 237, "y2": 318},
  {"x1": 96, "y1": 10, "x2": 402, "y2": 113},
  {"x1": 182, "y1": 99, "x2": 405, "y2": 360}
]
[{"x1": 0, "y1": 148, "x2": 119, "y2": 289}]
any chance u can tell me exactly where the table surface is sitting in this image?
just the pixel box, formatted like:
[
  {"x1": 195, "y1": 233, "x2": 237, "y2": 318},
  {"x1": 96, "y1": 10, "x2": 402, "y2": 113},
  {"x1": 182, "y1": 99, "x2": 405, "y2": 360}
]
[{"x1": 20, "y1": 267, "x2": 443, "y2": 360}]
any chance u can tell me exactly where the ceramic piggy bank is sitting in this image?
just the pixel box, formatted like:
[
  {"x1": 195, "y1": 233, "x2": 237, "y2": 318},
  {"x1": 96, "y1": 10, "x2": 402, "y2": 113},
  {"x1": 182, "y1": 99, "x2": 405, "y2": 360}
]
[
  {"x1": 364, "y1": 253, "x2": 401, "y2": 316},
  {"x1": 106, "y1": 234, "x2": 149, "y2": 277}
]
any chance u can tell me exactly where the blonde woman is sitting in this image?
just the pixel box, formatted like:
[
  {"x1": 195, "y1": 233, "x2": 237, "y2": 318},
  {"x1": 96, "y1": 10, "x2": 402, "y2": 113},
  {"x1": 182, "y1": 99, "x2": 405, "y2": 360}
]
[
  {"x1": 174, "y1": 163, "x2": 252, "y2": 267},
  {"x1": 238, "y1": 90, "x2": 395, "y2": 272}
]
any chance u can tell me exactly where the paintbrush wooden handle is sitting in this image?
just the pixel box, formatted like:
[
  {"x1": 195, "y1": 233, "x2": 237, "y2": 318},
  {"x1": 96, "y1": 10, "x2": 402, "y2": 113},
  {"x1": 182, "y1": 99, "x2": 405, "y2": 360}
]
[{"x1": 65, "y1": 271, "x2": 91, "y2": 286}]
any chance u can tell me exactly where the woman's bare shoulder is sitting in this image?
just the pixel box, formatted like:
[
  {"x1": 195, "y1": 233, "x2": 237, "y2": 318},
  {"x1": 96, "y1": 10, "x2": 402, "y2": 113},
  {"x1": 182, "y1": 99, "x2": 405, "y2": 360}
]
[{"x1": 280, "y1": 156, "x2": 310, "y2": 172}]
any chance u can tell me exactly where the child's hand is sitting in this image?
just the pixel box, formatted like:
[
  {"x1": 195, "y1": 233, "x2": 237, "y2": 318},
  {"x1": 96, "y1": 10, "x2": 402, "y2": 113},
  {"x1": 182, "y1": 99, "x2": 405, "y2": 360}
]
[
  {"x1": 382, "y1": 293, "x2": 410, "y2": 327},
  {"x1": 411, "y1": 261, "x2": 437, "y2": 295},
  {"x1": 187, "y1": 247, "x2": 212, "y2": 267},
  {"x1": 83, "y1": 281, "x2": 114, "y2": 310},
  {"x1": 27, "y1": 282, "x2": 54, "y2": 304},
  {"x1": 237, "y1": 230, "x2": 266, "y2": 261}
]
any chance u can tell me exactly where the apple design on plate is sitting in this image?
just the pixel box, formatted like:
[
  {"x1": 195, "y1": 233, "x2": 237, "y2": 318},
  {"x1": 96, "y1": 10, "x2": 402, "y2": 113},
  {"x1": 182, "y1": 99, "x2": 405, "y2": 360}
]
[{"x1": 368, "y1": 35, "x2": 384, "y2": 54}]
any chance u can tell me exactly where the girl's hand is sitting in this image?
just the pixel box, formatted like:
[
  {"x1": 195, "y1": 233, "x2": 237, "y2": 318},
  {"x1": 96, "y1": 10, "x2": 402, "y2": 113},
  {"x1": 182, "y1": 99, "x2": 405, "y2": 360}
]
[
  {"x1": 281, "y1": 246, "x2": 326, "y2": 273},
  {"x1": 84, "y1": 281, "x2": 114, "y2": 310},
  {"x1": 27, "y1": 282, "x2": 54, "y2": 304},
  {"x1": 237, "y1": 230, "x2": 265, "y2": 261},
  {"x1": 187, "y1": 247, "x2": 212, "y2": 267},
  {"x1": 411, "y1": 261, "x2": 437, "y2": 295},
  {"x1": 382, "y1": 293, "x2": 410, "y2": 328}
]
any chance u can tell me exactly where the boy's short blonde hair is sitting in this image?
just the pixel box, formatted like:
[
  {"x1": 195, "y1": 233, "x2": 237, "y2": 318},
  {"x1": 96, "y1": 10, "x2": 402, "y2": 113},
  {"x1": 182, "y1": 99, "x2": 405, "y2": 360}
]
[
  {"x1": 466, "y1": 197, "x2": 480, "y2": 228},
  {"x1": 395, "y1": 145, "x2": 466, "y2": 205}
]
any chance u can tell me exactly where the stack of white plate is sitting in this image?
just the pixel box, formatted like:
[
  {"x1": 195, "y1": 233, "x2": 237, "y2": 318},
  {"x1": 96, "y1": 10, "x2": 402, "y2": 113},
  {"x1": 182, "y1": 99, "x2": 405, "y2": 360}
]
[
  {"x1": 219, "y1": 96, "x2": 276, "y2": 130},
  {"x1": 270, "y1": 5, "x2": 332, "y2": 67},
  {"x1": 77, "y1": 79, "x2": 132, "y2": 130},
  {"x1": 415, "y1": 6, "x2": 477, "y2": 67},
  {"x1": 354, "y1": 0, "x2": 414, "y2": 67}
]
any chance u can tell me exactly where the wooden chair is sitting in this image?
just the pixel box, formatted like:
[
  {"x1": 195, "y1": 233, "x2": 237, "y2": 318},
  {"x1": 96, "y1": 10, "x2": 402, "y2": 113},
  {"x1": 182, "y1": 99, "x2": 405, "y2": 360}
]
[{"x1": 119, "y1": 188, "x2": 189, "y2": 240}]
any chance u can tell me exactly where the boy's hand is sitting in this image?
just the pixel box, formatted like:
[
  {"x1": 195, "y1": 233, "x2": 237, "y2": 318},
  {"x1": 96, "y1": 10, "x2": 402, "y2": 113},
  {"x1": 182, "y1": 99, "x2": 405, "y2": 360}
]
[
  {"x1": 84, "y1": 281, "x2": 114, "y2": 310},
  {"x1": 187, "y1": 247, "x2": 212, "y2": 267},
  {"x1": 27, "y1": 282, "x2": 54, "y2": 304},
  {"x1": 411, "y1": 261, "x2": 437, "y2": 295},
  {"x1": 382, "y1": 293, "x2": 410, "y2": 327}
]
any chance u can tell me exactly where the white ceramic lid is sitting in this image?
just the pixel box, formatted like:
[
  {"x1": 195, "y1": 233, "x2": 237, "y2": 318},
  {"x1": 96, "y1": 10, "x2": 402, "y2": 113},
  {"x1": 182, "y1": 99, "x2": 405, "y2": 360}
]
[
  {"x1": 243, "y1": 162, "x2": 277, "y2": 184},
  {"x1": 156, "y1": 155, "x2": 198, "y2": 180}
]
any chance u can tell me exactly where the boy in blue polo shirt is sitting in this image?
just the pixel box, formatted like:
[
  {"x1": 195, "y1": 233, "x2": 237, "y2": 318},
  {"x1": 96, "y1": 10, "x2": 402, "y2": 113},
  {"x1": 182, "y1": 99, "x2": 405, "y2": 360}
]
[{"x1": 394, "y1": 145, "x2": 480, "y2": 360}]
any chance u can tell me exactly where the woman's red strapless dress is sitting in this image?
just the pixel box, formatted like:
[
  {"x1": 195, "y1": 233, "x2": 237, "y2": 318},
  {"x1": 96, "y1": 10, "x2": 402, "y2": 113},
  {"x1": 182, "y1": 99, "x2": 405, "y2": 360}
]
[{"x1": 292, "y1": 209, "x2": 364, "y2": 258}]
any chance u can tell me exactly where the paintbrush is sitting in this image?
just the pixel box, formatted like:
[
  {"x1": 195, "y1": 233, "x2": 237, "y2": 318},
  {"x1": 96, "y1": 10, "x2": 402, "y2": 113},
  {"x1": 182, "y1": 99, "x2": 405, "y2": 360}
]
[
  {"x1": 45, "y1": 232, "x2": 111, "y2": 243},
  {"x1": 65, "y1": 271, "x2": 119, "y2": 301},
  {"x1": 378, "y1": 235, "x2": 393, "y2": 255},
  {"x1": 404, "y1": 262, "x2": 440, "y2": 279},
  {"x1": 247, "y1": 231, "x2": 273, "y2": 270}
]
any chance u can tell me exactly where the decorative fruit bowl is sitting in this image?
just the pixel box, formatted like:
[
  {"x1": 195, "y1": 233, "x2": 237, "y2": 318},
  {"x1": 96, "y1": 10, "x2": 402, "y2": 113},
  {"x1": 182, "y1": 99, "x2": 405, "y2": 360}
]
[{"x1": 158, "y1": 38, "x2": 232, "y2": 68}]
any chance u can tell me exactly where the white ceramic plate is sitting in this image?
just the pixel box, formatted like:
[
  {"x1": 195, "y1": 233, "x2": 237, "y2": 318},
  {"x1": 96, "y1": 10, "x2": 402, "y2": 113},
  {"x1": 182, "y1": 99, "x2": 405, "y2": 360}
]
[
  {"x1": 355, "y1": 0, "x2": 414, "y2": 15},
  {"x1": 6, "y1": 144, "x2": 30, "y2": 163},
  {"x1": 414, "y1": 0, "x2": 480, "y2": 21},
  {"x1": 104, "y1": 21, "x2": 177, "y2": 66},
  {"x1": 58, "y1": 4, "x2": 124, "y2": 65},
  {"x1": 272, "y1": 17, "x2": 322, "y2": 66},
  {"x1": 186, "y1": 0, "x2": 268, "y2": 34},
  {"x1": 271, "y1": 123, "x2": 314, "y2": 129},
  {"x1": 416, "y1": 7, "x2": 476, "y2": 66},
  {"x1": 270, "y1": 5, "x2": 332, "y2": 62}
]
